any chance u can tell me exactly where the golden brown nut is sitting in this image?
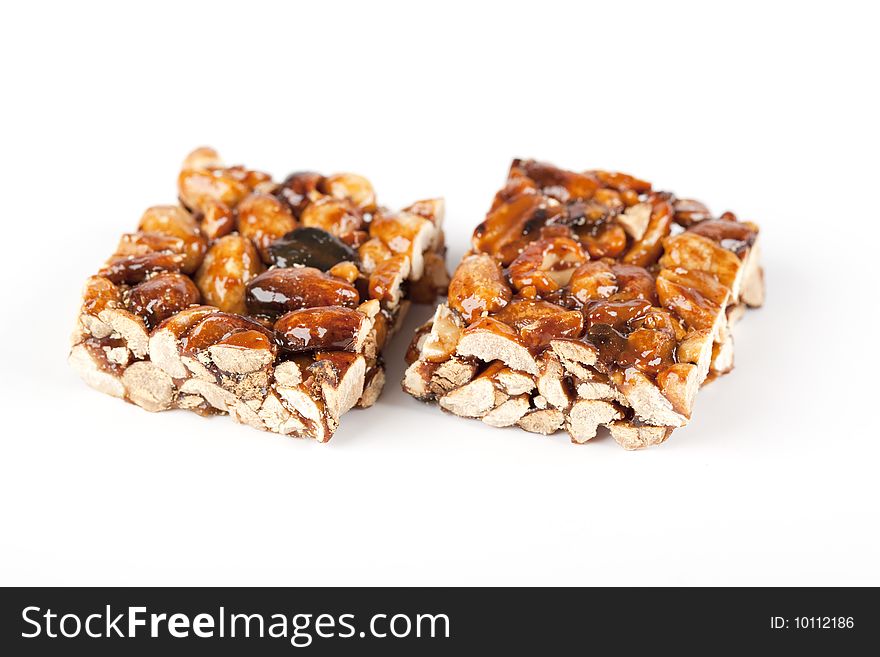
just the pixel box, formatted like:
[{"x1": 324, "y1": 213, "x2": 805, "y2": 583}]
[
  {"x1": 581, "y1": 223, "x2": 628, "y2": 259},
  {"x1": 300, "y1": 197, "x2": 363, "y2": 238},
  {"x1": 195, "y1": 235, "x2": 264, "y2": 314},
  {"x1": 610, "y1": 264, "x2": 657, "y2": 304},
  {"x1": 622, "y1": 197, "x2": 672, "y2": 267},
  {"x1": 125, "y1": 272, "x2": 201, "y2": 329},
  {"x1": 275, "y1": 171, "x2": 324, "y2": 217},
  {"x1": 672, "y1": 198, "x2": 712, "y2": 226},
  {"x1": 507, "y1": 229, "x2": 587, "y2": 294},
  {"x1": 368, "y1": 254, "x2": 410, "y2": 308},
  {"x1": 447, "y1": 253, "x2": 511, "y2": 324},
  {"x1": 513, "y1": 160, "x2": 600, "y2": 201},
  {"x1": 656, "y1": 268, "x2": 729, "y2": 330},
  {"x1": 115, "y1": 231, "x2": 186, "y2": 258},
  {"x1": 321, "y1": 173, "x2": 377, "y2": 213},
  {"x1": 82, "y1": 276, "x2": 121, "y2": 315},
  {"x1": 246, "y1": 267, "x2": 359, "y2": 315},
  {"x1": 660, "y1": 232, "x2": 742, "y2": 291},
  {"x1": 591, "y1": 170, "x2": 652, "y2": 193},
  {"x1": 357, "y1": 237, "x2": 392, "y2": 274},
  {"x1": 137, "y1": 205, "x2": 207, "y2": 273},
  {"x1": 236, "y1": 192, "x2": 297, "y2": 262},
  {"x1": 199, "y1": 200, "x2": 236, "y2": 240},
  {"x1": 569, "y1": 261, "x2": 617, "y2": 303},
  {"x1": 473, "y1": 193, "x2": 564, "y2": 264},
  {"x1": 687, "y1": 218, "x2": 759, "y2": 256},
  {"x1": 274, "y1": 306, "x2": 367, "y2": 352},
  {"x1": 182, "y1": 312, "x2": 275, "y2": 352},
  {"x1": 493, "y1": 298, "x2": 584, "y2": 349},
  {"x1": 178, "y1": 168, "x2": 251, "y2": 211},
  {"x1": 99, "y1": 252, "x2": 185, "y2": 284}
]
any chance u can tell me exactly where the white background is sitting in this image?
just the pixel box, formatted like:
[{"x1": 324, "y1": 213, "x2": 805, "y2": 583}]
[{"x1": 1, "y1": 1, "x2": 878, "y2": 586}]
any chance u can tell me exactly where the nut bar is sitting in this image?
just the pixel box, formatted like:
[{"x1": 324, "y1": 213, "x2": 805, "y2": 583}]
[
  {"x1": 69, "y1": 147, "x2": 448, "y2": 441},
  {"x1": 403, "y1": 159, "x2": 763, "y2": 449}
]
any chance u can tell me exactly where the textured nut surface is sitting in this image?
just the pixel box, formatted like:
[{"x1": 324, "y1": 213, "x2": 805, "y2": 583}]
[
  {"x1": 246, "y1": 267, "x2": 359, "y2": 315},
  {"x1": 126, "y1": 272, "x2": 201, "y2": 329},
  {"x1": 274, "y1": 306, "x2": 367, "y2": 353},
  {"x1": 137, "y1": 205, "x2": 207, "y2": 273},
  {"x1": 447, "y1": 253, "x2": 511, "y2": 324},
  {"x1": 236, "y1": 192, "x2": 297, "y2": 262},
  {"x1": 195, "y1": 234, "x2": 264, "y2": 314}
]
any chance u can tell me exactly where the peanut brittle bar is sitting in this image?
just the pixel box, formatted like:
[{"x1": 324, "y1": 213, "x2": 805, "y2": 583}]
[
  {"x1": 69, "y1": 148, "x2": 447, "y2": 441},
  {"x1": 403, "y1": 159, "x2": 763, "y2": 449}
]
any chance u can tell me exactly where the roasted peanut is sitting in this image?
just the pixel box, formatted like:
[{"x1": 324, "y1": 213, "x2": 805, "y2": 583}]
[
  {"x1": 448, "y1": 253, "x2": 512, "y2": 323},
  {"x1": 569, "y1": 261, "x2": 617, "y2": 303},
  {"x1": 178, "y1": 168, "x2": 251, "y2": 212},
  {"x1": 622, "y1": 197, "x2": 672, "y2": 267},
  {"x1": 358, "y1": 238, "x2": 392, "y2": 274},
  {"x1": 199, "y1": 200, "x2": 235, "y2": 240},
  {"x1": 116, "y1": 231, "x2": 186, "y2": 258},
  {"x1": 513, "y1": 159, "x2": 600, "y2": 201},
  {"x1": 246, "y1": 267, "x2": 359, "y2": 315},
  {"x1": 137, "y1": 205, "x2": 206, "y2": 273},
  {"x1": 125, "y1": 272, "x2": 201, "y2": 328},
  {"x1": 274, "y1": 306, "x2": 366, "y2": 352},
  {"x1": 368, "y1": 210, "x2": 432, "y2": 257},
  {"x1": 507, "y1": 228, "x2": 587, "y2": 294},
  {"x1": 660, "y1": 232, "x2": 741, "y2": 290},
  {"x1": 82, "y1": 276, "x2": 121, "y2": 315},
  {"x1": 592, "y1": 170, "x2": 652, "y2": 193},
  {"x1": 584, "y1": 298, "x2": 652, "y2": 329},
  {"x1": 300, "y1": 196, "x2": 363, "y2": 238},
  {"x1": 182, "y1": 312, "x2": 274, "y2": 352},
  {"x1": 275, "y1": 171, "x2": 324, "y2": 217},
  {"x1": 610, "y1": 264, "x2": 657, "y2": 303},
  {"x1": 656, "y1": 268, "x2": 728, "y2": 330},
  {"x1": 195, "y1": 234, "x2": 264, "y2": 314},
  {"x1": 99, "y1": 252, "x2": 185, "y2": 285},
  {"x1": 672, "y1": 198, "x2": 712, "y2": 226},
  {"x1": 581, "y1": 223, "x2": 628, "y2": 259},
  {"x1": 687, "y1": 218, "x2": 758, "y2": 256},
  {"x1": 368, "y1": 254, "x2": 410, "y2": 307},
  {"x1": 236, "y1": 192, "x2": 297, "y2": 262},
  {"x1": 493, "y1": 298, "x2": 584, "y2": 349},
  {"x1": 182, "y1": 146, "x2": 223, "y2": 171},
  {"x1": 328, "y1": 261, "x2": 360, "y2": 284},
  {"x1": 321, "y1": 173, "x2": 377, "y2": 213},
  {"x1": 473, "y1": 193, "x2": 565, "y2": 264}
]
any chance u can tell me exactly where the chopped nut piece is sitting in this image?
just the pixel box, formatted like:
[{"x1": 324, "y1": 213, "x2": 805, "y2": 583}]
[
  {"x1": 483, "y1": 395, "x2": 531, "y2": 427},
  {"x1": 517, "y1": 409, "x2": 565, "y2": 435},
  {"x1": 609, "y1": 421, "x2": 673, "y2": 450},
  {"x1": 566, "y1": 400, "x2": 622, "y2": 443}
]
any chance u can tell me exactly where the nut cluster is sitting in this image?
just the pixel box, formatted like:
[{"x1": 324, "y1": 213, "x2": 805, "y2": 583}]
[
  {"x1": 404, "y1": 159, "x2": 764, "y2": 449},
  {"x1": 70, "y1": 148, "x2": 448, "y2": 441}
]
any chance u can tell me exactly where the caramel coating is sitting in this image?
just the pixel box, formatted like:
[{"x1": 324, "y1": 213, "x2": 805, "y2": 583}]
[
  {"x1": 300, "y1": 197, "x2": 363, "y2": 238},
  {"x1": 195, "y1": 234, "x2": 264, "y2": 314},
  {"x1": 274, "y1": 306, "x2": 364, "y2": 352},
  {"x1": 246, "y1": 267, "x2": 359, "y2": 316},
  {"x1": 99, "y1": 252, "x2": 184, "y2": 285},
  {"x1": 448, "y1": 253, "x2": 512, "y2": 324},
  {"x1": 507, "y1": 229, "x2": 587, "y2": 294},
  {"x1": 137, "y1": 205, "x2": 207, "y2": 274},
  {"x1": 493, "y1": 299, "x2": 584, "y2": 349},
  {"x1": 321, "y1": 173, "x2": 377, "y2": 213},
  {"x1": 236, "y1": 192, "x2": 297, "y2": 262},
  {"x1": 126, "y1": 272, "x2": 201, "y2": 329}
]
